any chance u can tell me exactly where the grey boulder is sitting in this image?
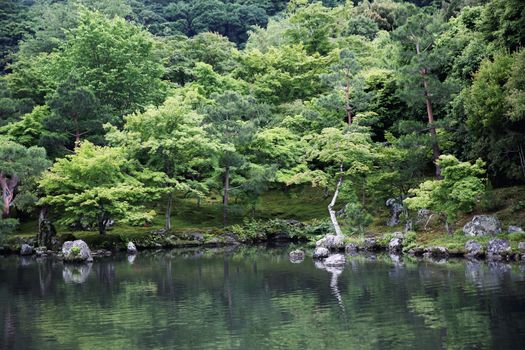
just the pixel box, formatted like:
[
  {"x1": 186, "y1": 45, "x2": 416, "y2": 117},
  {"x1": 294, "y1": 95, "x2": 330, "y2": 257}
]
[
  {"x1": 487, "y1": 239, "x2": 511, "y2": 260},
  {"x1": 464, "y1": 240, "x2": 484, "y2": 258},
  {"x1": 463, "y1": 215, "x2": 502, "y2": 236},
  {"x1": 316, "y1": 235, "x2": 345, "y2": 251},
  {"x1": 388, "y1": 237, "x2": 403, "y2": 252},
  {"x1": 313, "y1": 247, "x2": 330, "y2": 259},
  {"x1": 127, "y1": 242, "x2": 138, "y2": 255},
  {"x1": 345, "y1": 243, "x2": 359, "y2": 254},
  {"x1": 62, "y1": 240, "x2": 93, "y2": 262},
  {"x1": 508, "y1": 225, "x2": 524, "y2": 234},
  {"x1": 20, "y1": 244, "x2": 33, "y2": 256},
  {"x1": 363, "y1": 238, "x2": 379, "y2": 251},
  {"x1": 289, "y1": 249, "x2": 305, "y2": 263},
  {"x1": 424, "y1": 246, "x2": 449, "y2": 258}
]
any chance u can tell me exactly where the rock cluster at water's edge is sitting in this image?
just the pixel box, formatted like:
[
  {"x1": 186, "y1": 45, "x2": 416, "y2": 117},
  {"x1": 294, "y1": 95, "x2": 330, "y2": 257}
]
[
  {"x1": 316, "y1": 235, "x2": 345, "y2": 251},
  {"x1": 20, "y1": 244, "x2": 33, "y2": 256}
]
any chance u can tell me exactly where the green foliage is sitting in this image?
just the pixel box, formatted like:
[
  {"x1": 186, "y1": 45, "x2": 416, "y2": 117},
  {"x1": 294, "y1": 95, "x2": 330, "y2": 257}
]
[
  {"x1": 0, "y1": 0, "x2": 524, "y2": 238},
  {"x1": 230, "y1": 217, "x2": 331, "y2": 242},
  {"x1": 463, "y1": 51, "x2": 525, "y2": 181},
  {"x1": 405, "y1": 155, "x2": 486, "y2": 232},
  {"x1": 0, "y1": 138, "x2": 51, "y2": 216},
  {"x1": 70, "y1": 245, "x2": 81, "y2": 256},
  {"x1": 0, "y1": 218, "x2": 19, "y2": 237},
  {"x1": 38, "y1": 141, "x2": 166, "y2": 234},
  {"x1": 344, "y1": 201, "x2": 372, "y2": 237},
  {"x1": 107, "y1": 92, "x2": 220, "y2": 198}
]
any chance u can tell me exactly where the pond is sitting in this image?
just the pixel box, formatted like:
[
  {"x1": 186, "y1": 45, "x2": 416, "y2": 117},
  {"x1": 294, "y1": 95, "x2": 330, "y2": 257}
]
[{"x1": 1, "y1": 246, "x2": 525, "y2": 349}]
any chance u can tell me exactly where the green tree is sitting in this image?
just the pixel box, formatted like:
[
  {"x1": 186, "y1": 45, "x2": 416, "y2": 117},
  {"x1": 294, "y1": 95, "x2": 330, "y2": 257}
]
[
  {"x1": 288, "y1": 125, "x2": 374, "y2": 236},
  {"x1": 463, "y1": 51, "x2": 525, "y2": 181},
  {"x1": 54, "y1": 10, "x2": 166, "y2": 118},
  {"x1": 405, "y1": 155, "x2": 486, "y2": 234},
  {"x1": 0, "y1": 138, "x2": 50, "y2": 218},
  {"x1": 106, "y1": 93, "x2": 220, "y2": 231},
  {"x1": 38, "y1": 141, "x2": 165, "y2": 235},
  {"x1": 201, "y1": 90, "x2": 269, "y2": 225},
  {"x1": 395, "y1": 12, "x2": 449, "y2": 178}
]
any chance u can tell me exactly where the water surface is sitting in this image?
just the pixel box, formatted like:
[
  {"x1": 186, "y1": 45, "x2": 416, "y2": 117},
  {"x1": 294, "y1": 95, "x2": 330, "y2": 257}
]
[{"x1": 1, "y1": 246, "x2": 525, "y2": 349}]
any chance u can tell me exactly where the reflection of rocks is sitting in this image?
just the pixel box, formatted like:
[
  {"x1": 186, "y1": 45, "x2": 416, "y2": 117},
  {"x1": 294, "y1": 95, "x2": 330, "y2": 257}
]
[
  {"x1": 488, "y1": 261, "x2": 511, "y2": 276},
  {"x1": 463, "y1": 215, "x2": 502, "y2": 236},
  {"x1": 19, "y1": 256, "x2": 33, "y2": 266},
  {"x1": 314, "y1": 255, "x2": 346, "y2": 313},
  {"x1": 324, "y1": 254, "x2": 346, "y2": 267},
  {"x1": 127, "y1": 254, "x2": 137, "y2": 264},
  {"x1": 20, "y1": 244, "x2": 33, "y2": 256},
  {"x1": 313, "y1": 247, "x2": 329, "y2": 259},
  {"x1": 465, "y1": 259, "x2": 483, "y2": 283},
  {"x1": 62, "y1": 263, "x2": 92, "y2": 284},
  {"x1": 289, "y1": 249, "x2": 305, "y2": 263},
  {"x1": 389, "y1": 253, "x2": 404, "y2": 265}
]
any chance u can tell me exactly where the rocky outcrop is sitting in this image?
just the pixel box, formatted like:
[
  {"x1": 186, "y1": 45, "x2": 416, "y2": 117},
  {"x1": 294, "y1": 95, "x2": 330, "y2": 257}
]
[
  {"x1": 463, "y1": 215, "x2": 502, "y2": 236},
  {"x1": 487, "y1": 239, "x2": 511, "y2": 260},
  {"x1": 345, "y1": 243, "x2": 359, "y2": 254},
  {"x1": 464, "y1": 241, "x2": 484, "y2": 258},
  {"x1": 423, "y1": 246, "x2": 449, "y2": 258},
  {"x1": 20, "y1": 244, "x2": 33, "y2": 256},
  {"x1": 386, "y1": 198, "x2": 403, "y2": 226},
  {"x1": 127, "y1": 242, "x2": 138, "y2": 255},
  {"x1": 519, "y1": 242, "x2": 525, "y2": 260},
  {"x1": 388, "y1": 237, "x2": 403, "y2": 252},
  {"x1": 363, "y1": 238, "x2": 379, "y2": 251},
  {"x1": 508, "y1": 225, "x2": 524, "y2": 233},
  {"x1": 316, "y1": 235, "x2": 344, "y2": 251},
  {"x1": 323, "y1": 254, "x2": 346, "y2": 267},
  {"x1": 313, "y1": 247, "x2": 330, "y2": 259},
  {"x1": 289, "y1": 249, "x2": 305, "y2": 263},
  {"x1": 62, "y1": 240, "x2": 93, "y2": 263}
]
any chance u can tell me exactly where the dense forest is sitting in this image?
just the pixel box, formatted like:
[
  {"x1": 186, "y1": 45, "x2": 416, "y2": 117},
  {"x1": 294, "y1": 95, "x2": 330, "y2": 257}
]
[{"x1": 0, "y1": 0, "x2": 524, "y2": 238}]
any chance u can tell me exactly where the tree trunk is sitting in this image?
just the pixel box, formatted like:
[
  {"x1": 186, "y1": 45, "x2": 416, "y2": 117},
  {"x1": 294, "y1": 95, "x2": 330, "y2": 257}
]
[
  {"x1": 328, "y1": 165, "x2": 344, "y2": 237},
  {"x1": 0, "y1": 173, "x2": 18, "y2": 218},
  {"x1": 344, "y1": 68, "x2": 353, "y2": 125},
  {"x1": 415, "y1": 42, "x2": 442, "y2": 179},
  {"x1": 223, "y1": 166, "x2": 229, "y2": 227},
  {"x1": 38, "y1": 205, "x2": 56, "y2": 248},
  {"x1": 518, "y1": 143, "x2": 525, "y2": 178},
  {"x1": 165, "y1": 192, "x2": 173, "y2": 231},
  {"x1": 98, "y1": 212, "x2": 107, "y2": 235},
  {"x1": 422, "y1": 77, "x2": 442, "y2": 179},
  {"x1": 73, "y1": 113, "x2": 81, "y2": 148}
]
